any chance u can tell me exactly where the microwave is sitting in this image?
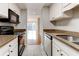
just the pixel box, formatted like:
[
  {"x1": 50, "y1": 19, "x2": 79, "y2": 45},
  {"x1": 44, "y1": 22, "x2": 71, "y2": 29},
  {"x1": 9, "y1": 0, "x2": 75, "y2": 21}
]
[{"x1": 8, "y1": 9, "x2": 19, "y2": 24}]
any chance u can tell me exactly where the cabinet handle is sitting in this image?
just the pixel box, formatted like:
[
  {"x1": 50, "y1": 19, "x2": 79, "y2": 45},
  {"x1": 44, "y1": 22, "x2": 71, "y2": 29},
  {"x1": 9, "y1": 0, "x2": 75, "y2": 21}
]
[
  {"x1": 61, "y1": 54, "x2": 63, "y2": 56},
  {"x1": 57, "y1": 50, "x2": 59, "y2": 52},
  {"x1": 9, "y1": 45, "x2": 11, "y2": 47},
  {"x1": 7, "y1": 55, "x2": 9, "y2": 56},
  {"x1": 11, "y1": 51, "x2": 13, "y2": 52}
]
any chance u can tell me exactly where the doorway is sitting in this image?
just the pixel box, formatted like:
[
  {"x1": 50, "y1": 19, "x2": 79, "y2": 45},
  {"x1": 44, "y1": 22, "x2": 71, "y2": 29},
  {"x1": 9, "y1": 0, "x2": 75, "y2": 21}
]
[
  {"x1": 27, "y1": 18, "x2": 41, "y2": 45},
  {"x1": 27, "y1": 22, "x2": 36, "y2": 45}
]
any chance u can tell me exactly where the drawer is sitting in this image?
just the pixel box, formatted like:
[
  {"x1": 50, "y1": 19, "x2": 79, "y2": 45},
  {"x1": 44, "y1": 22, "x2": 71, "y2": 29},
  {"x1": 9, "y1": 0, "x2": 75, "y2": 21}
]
[
  {"x1": 8, "y1": 38, "x2": 18, "y2": 50},
  {"x1": 0, "y1": 37, "x2": 18, "y2": 56},
  {"x1": 3, "y1": 51, "x2": 10, "y2": 56},
  {"x1": 0, "y1": 43, "x2": 9, "y2": 55},
  {"x1": 10, "y1": 45, "x2": 18, "y2": 56},
  {"x1": 54, "y1": 38, "x2": 79, "y2": 56}
]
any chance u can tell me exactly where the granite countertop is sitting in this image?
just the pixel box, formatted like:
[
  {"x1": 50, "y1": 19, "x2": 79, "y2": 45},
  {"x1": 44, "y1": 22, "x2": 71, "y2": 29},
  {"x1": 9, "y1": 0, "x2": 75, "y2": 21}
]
[
  {"x1": 0, "y1": 35, "x2": 17, "y2": 48},
  {"x1": 44, "y1": 29, "x2": 79, "y2": 51}
]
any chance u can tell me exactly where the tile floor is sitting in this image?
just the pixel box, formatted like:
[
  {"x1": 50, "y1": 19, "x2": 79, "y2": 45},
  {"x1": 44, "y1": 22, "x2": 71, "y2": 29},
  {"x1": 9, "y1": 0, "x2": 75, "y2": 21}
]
[{"x1": 22, "y1": 45, "x2": 47, "y2": 56}]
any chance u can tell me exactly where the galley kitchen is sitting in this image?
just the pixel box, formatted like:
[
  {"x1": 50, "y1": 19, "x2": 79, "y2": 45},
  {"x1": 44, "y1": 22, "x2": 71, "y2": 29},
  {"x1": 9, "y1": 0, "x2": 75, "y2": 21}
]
[{"x1": 0, "y1": 3, "x2": 79, "y2": 56}]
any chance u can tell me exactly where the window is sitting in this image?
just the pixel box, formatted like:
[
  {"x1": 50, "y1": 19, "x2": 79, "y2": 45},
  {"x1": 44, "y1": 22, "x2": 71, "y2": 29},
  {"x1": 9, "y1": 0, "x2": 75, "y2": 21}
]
[{"x1": 27, "y1": 22, "x2": 36, "y2": 31}]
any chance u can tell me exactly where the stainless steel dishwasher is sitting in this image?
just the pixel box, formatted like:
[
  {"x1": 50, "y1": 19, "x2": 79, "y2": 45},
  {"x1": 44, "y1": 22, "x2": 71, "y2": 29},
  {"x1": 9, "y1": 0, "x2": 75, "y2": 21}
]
[{"x1": 43, "y1": 33, "x2": 52, "y2": 56}]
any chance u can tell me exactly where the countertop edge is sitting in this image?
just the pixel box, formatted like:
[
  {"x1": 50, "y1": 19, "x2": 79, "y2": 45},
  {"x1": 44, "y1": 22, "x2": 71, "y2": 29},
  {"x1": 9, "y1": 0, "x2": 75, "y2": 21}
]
[
  {"x1": 0, "y1": 35, "x2": 18, "y2": 48},
  {"x1": 44, "y1": 32, "x2": 79, "y2": 51}
]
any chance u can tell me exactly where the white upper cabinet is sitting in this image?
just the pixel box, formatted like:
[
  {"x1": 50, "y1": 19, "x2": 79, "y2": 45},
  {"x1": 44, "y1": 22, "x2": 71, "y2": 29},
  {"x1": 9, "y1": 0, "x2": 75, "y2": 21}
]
[
  {"x1": 0, "y1": 3, "x2": 20, "y2": 18},
  {"x1": 49, "y1": 3, "x2": 65, "y2": 20},
  {"x1": 49, "y1": 4, "x2": 55, "y2": 20},
  {"x1": 62, "y1": 3, "x2": 70, "y2": 8},
  {"x1": 0, "y1": 3, "x2": 8, "y2": 18},
  {"x1": 49, "y1": 3, "x2": 73, "y2": 21},
  {"x1": 63, "y1": 3, "x2": 79, "y2": 12},
  {"x1": 8, "y1": 3, "x2": 20, "y2": 15}
]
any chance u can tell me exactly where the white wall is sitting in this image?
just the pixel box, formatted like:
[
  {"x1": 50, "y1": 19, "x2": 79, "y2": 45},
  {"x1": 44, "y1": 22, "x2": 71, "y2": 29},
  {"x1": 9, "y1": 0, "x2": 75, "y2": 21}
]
[
  {"x1": 40, "y1": 6, "x2": 54, "y2": 45},
  {"x1": 15, "y1": 10, "x2": 27, "y2": 29},
  {"x1": 41, "y1": 6, "x2": 54, "y2": 29},
  {"x1": 17, "y1": 10, "x2": 27, "y2": 45}
]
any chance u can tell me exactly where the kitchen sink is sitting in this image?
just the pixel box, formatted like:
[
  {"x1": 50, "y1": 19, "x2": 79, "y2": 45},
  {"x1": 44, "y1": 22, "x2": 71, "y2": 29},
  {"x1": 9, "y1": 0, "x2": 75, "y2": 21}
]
[
  {"x1": 56, "y1": 35, "x2": 70, "y2": 40},
  {"x1": 56, "y1": 35, "x2": 79, "y2": 45},
  {"x1": 73, "y1": 42, "x2": 79, "y2": 45}
]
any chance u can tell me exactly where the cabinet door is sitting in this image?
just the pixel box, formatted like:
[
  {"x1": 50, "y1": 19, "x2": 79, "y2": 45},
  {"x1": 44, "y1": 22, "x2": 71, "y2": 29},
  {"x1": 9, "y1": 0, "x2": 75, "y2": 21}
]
[
  {"x1": 63, "y1": 3, "x2": 70, "y2": 8},
  {"x1": 8, "y1": 3, "x2": 20, "y2": 15},
  {"x1": 9, "y1": 37, "x2": 18, "y2": 50},
  {"x1": 9, "y1": 37, "x2": 18, "y2": 56},
  {"x1": 60, "y1": 51, "x2": 68, "y2": 56},
  {"x1": 0, "y1": 3, "x2": 8, "y2": 18},
  {"x1": 49, "y1": 3, "x2": 65, "y2": 20},
  {"x1": 0, "y1": 42, "x2": 9, "y2": 56},
  {"x1": 53, "y1": 37, "x2": 79, "y2": 56},
  {"x1": 55, "y1": 4, "x2": 63, "y2": 17},
  {"x1": 53, "y1": 37, "x2": 69, "y2": 56},
  {"x1": 53, "y1": 37, "x2": 61, "y2": 56},
  {"x1": 0, "y1": 37, "x2": 18, "y2": 56},
  {"x1": 53, "y1": 43, "x2": 60, "y2": 56},
  {"x1": 3, "y1": 51, "x2": 10, "y2": 56},
  {"x1": 10, "y1": 46, "x2": 18, "y2": 56},
  {"x1": 63, "y1": 3, "x2": 78, "y2": 12},
  {"x1": 13, "y1": 45, "x2": 18, "y2": 56}
]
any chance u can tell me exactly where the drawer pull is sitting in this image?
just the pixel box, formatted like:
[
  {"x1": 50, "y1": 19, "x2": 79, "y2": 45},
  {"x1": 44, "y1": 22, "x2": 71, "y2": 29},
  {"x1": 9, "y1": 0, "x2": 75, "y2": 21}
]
[
  {"x1": 57, "y1": 50, "x2": 59, "y2": 52},
  {"x1": 7, "y1": 55, "x2": 9, "y2": 56},
  {"x1": 61, "y1": 54, "x2": 63, "y2": 56},
  {"x1": 11, "y1": 51, "x2": 13, "y2": 52},
  {"x1": 9, "y1": 45, "x2": 11, "y2": 47}
]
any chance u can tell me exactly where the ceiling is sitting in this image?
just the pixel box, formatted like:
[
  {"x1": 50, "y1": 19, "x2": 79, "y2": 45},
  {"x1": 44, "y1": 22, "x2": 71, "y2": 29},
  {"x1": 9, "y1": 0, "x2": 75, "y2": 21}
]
[
  {"x1": 16, "y1": 3, "x2": 51, "y2": 10},
  {"x1": 16, "y1": 3, "x2": 51, "y2": 20},
  {"x1": 26, "y1": 3, "x2": 45, "y2": 17}
]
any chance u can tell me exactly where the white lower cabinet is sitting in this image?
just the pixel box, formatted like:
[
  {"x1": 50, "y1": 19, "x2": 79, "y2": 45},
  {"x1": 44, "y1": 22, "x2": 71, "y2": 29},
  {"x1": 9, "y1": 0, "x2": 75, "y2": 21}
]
[
  {"x1": 9, "y1": 37, "x2": 18, "y2": 56},
  {"x1": 3, "y1": 51, "x2": 10, "y2": 56},
  {"x1": 0, "y1": 37, "x2": 18, "y2": 56},
  {"x1": 10, "y1": 46, "x2": 18, "y2": 56},
  {"x1": 52, "y1": 37, "x2": 75, "y2": 56},
  {"x1": 0, "y1": 44, "x2": 9, "y2": 56},
  {"x1": 60, "y1": 51, "x2": 68, "y2": 56},
  {"x1": 53, "y1": 44, "x2": 68, "y2": 56},
  {"x1": 53, "y1": 44, "x2": 61, "y2": 56},
  {"x1": 53, "y1": 42, "x2": 68, "y2": 56}
]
